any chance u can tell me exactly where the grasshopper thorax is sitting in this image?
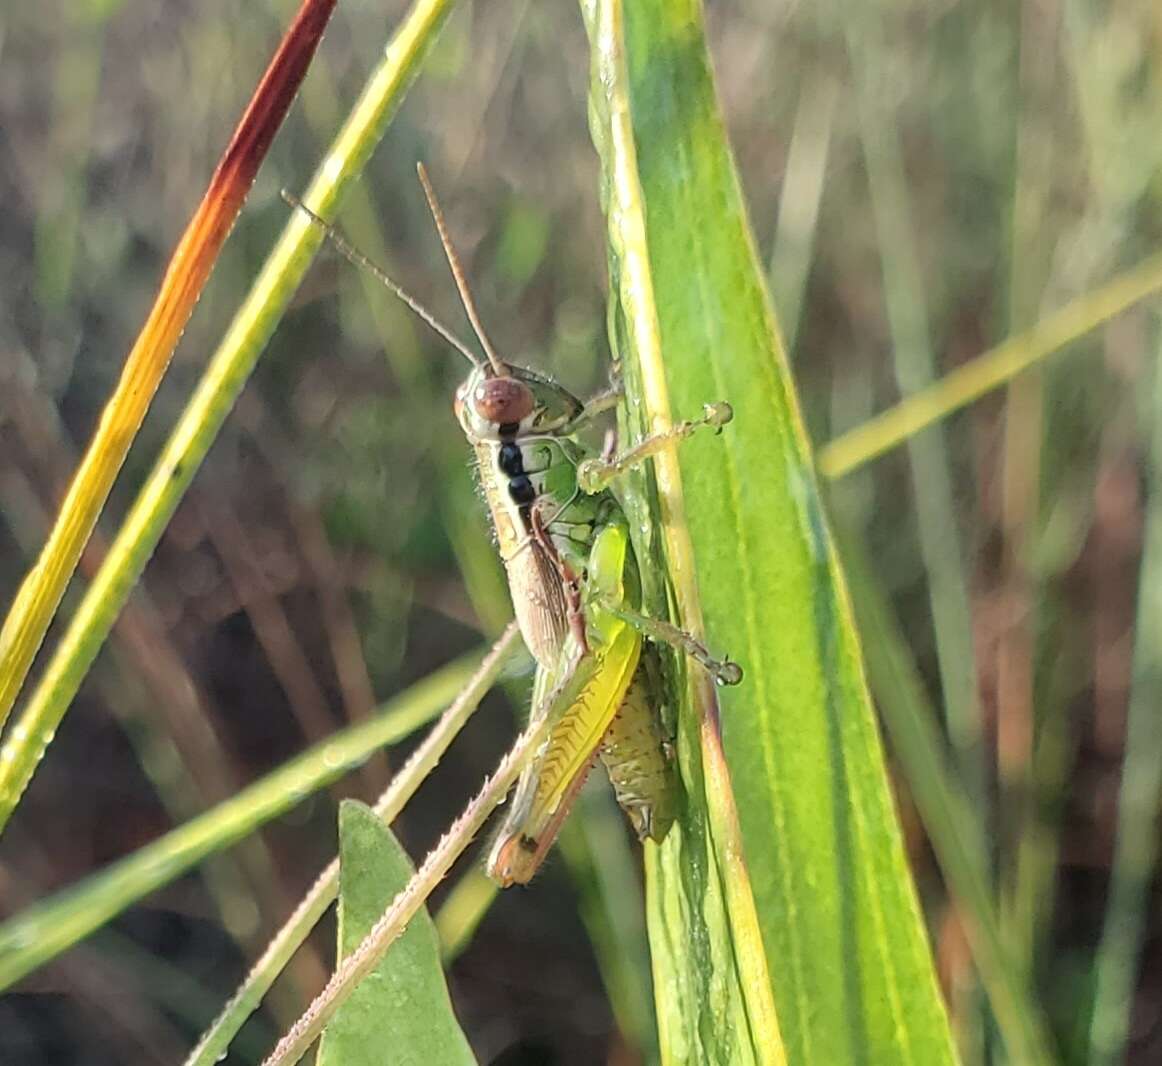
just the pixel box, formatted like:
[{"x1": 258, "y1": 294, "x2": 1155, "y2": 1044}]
[{"x1": 454, "y1": 363, "x2": 582, "y2": 443}]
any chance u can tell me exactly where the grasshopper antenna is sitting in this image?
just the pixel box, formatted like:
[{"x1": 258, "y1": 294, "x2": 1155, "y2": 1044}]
[
  {"x1": 281, "y1": 189, "x2": 485, "y2": 371},
  {"x1": 416, "y1": 162, "x2": 508, "y2": 378}
]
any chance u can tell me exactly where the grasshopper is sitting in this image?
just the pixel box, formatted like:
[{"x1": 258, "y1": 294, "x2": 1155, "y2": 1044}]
[{"x1": 285, "y1": 166, "x2": 740, "y2": 886}]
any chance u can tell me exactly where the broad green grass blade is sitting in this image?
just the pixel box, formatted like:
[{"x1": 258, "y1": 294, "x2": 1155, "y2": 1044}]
[
  {"x1": 585, "y1": 0, "x2": 959, "y2": 1062},
  {"x1": 0, "y1": 0, "x2": 458, "y2": 836},
  {"x1": 585, "y1": 1, "x2": 782, "y2": 1061},
  {"x1": 316, "y1": 801, "x2": 475, "y2": 1066},
  {"x1": 0, "y1": 649, "x2": 483, "y2": 990}
]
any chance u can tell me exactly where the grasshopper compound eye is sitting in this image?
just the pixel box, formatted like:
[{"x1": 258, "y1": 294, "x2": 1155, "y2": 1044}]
[{"x1": 474, "y1": 376, "x2": 534, "y2": 426}]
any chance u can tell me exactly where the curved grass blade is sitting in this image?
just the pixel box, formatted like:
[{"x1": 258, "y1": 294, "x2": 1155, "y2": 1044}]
[
  {"x1": 585, "y1": 0, "x2": 960, "y2": 1061},
  {"x1": 0, "y1": 645, "x2": 491, "y2": 990},
  {"x1": 0, "y1": 0, "x2": 459, "y2": 836},
  {"x1": 0, "y1": 0, "x2": 338, "y2": 730},
  {"x1": 316, "y1": 801, "x2": 475, "y2": 1066}
]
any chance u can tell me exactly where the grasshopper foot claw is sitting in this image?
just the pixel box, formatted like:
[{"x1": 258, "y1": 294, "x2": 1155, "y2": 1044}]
[{"x1": 713, "y1": 659, "x2": 743, "y2": 686}]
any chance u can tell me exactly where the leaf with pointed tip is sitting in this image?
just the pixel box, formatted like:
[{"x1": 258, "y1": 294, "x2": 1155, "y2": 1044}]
[{"x1": 317, "y1": 801, "x2": 476, "y2": 1066}]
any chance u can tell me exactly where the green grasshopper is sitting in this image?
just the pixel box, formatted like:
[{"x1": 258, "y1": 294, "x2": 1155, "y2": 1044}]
[{"x1": 286, "y1": 166, "x2": 740, "y2": 886}]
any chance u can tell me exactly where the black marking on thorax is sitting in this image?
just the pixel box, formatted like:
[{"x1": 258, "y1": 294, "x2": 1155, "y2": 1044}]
[{"x1": 497, "y1": 427, "x2": 536, "y2": 509}]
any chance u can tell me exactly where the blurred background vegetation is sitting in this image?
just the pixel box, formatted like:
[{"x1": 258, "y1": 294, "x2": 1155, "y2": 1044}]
[{"x1": 1, "y1": 0, "x2": 1161, "y2": 1063}]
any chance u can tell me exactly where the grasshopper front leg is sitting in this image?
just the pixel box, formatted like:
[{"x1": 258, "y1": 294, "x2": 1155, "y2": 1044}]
[{"x1": 576, "y1": 402, "x2": 733, "y2": 493}]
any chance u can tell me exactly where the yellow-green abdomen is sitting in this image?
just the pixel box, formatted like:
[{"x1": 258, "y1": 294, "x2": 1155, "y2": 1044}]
[{"x1": 598, "y1": 647, "x2": 679, "y2": 843}]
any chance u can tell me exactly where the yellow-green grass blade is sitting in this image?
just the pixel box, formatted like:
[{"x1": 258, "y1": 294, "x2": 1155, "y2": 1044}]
[
  {"x1": 315, "y1": 802, "x2": 475, "y2": 1066},
  {"x1": 0, "y1": 0, "x2": 338, "y2": 733},
  {"x1": 559, "y1": 786, "x2": 659, "y2": 1062},
  {"x1": 0, "y1": 649, "x2": 482, "y2": 991},
  {"x1": 817, "y1": 249, "x2": 1162, "y2": 480},
  {"x1": 585, "y1": 0, "x2": 959, "y2": 1061},
  {"x1": 0, "y1": 0, "x2": 458, "y2": 837}
]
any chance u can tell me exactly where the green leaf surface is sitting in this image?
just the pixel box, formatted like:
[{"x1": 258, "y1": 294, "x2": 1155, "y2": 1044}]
[
  {"x1": 585, "y1": 0, "x2": 959, "y2": 1062},
  {"x1": 317, "y1": 801, "x2": 476, "y2": 1066}
]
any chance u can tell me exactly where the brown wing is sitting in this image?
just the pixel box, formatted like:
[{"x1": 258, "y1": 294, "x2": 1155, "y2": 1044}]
[{"x1": 505, "y1": 539, "x2": 569, "y2": 669}]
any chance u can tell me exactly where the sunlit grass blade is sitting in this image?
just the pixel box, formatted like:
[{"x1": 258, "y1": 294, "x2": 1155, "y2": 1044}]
[
  {"x1": 315, "y1": 801, "x2": 474, "y2": 1066},
  {"x1": 0, "y1": 0, "x2": 338, "y2": 731},
  {"x1": 817, "y1": 249, "x2": 1162, "y2": 479},
  {"x1": 0, "y1": 644, "x2": 495, "y2": 991},
  {"x1": 0, "y1": 0, "x2": 460, "y2": 835},
  {"x1": 433, "y1": 867, "x2": 497, "y2": 962},
  {"x1": 769, "y1": 73, "x2": 838, "y2": 356},
  {"x1": 1087, "y1": 332, "x2": 1162, "y2": 1065},
  {"x1": 584, "y1": 0, "x2": 961, "y2": 1060}
]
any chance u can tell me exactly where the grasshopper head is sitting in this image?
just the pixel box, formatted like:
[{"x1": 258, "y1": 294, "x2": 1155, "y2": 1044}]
[{"x1": 455, "y1": 364, "x2": 583, "y2": 441}]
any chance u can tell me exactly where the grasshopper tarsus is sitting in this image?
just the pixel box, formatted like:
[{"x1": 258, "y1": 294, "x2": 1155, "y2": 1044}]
[
  {"x1": 705, "y1": 401, "x2": 733, "y2": 432},
  {"x1": 714, "y1": 659, "x2": 744, "y2": 687}
]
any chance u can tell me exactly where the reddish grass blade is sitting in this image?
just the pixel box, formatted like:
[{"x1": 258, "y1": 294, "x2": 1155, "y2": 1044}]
[{"x1": 0, "y1": 0, "x2": 338, "y2": 731}]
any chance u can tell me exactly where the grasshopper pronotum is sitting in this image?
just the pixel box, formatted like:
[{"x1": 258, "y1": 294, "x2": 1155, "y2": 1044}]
[{"x1": 285, "y1": 167, "x2": 740, "y2": 885}]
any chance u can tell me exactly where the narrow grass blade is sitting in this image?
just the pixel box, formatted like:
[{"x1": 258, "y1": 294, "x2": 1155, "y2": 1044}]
[
  {"x1": 1087, "y1": 326, "x2": 1162, "y2": 1065},
  {"x1": 769, "y1": 74, "x2": 839, "y2": 356},
  {"x1": 585, "y1": 0, "x2": 960, "y2": 1061},
  {"x1": 315, "y1": 801, "x2": 474, "y2": 1066},
  {"x1": 0, "y1": 0, "x2": 459, "y2": 834},
  {"x1": 559, "y1": 787, "x2": 658, "y2": 1061},
  {"x1": 0, "y1": 646, "x2": 487, "y2": 990},
  {"x1": 845, "y1": 15, "x2": 983, "y2": 792},
  {"x1": 0, "y1": 0, "x2": 337, "y2": 730},
  {"x1": 434, "y1": 868, "x2": 497, "y2": 962},
  {"x1": 818, "y1": 250, "x2": 1162, "y2": 479}
]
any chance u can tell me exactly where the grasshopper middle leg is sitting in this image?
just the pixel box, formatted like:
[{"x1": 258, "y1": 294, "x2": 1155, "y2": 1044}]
[{"x1": 598, "y1": 599, "x2": 743, "y2": 686}]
